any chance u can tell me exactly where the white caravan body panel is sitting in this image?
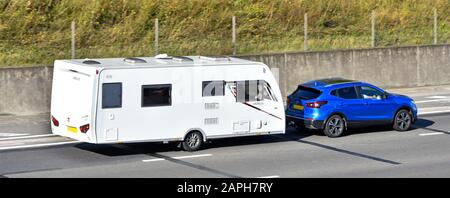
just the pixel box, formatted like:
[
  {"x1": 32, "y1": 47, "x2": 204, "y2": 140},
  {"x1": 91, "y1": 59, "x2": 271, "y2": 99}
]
[{"x1": 50, "y1": 56, "x2": 285, "y2": 144}]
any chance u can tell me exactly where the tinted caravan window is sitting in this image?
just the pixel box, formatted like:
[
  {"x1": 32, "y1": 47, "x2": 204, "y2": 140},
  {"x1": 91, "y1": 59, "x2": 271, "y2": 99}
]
[
  {"x1": 142, "y1": 84, "x2": 172, "y2": 107},
  {"x1": 202, "y1": 81, "x2": 225, "y2": 97},
  {"x1": 102, "y1": 83, "x2": 122, "y2": 109}
]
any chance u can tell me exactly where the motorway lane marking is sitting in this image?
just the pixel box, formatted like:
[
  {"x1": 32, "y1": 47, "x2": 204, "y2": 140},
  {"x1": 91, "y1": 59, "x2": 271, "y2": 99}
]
[
  {"x1": 0, "y1": 140, "x2": 80, "y2": 151},
  {"x1": 0, "y1": 133, "x2": 29, "y2": 137},
  {"x1": 419, "y1": 132, "x2": 444, "y2": 136},
  {"x1": 141, "y1": 158, "x2": 166, "y2": 162},
  {"x1": 142, "y1": 154, "x2": 213, "y2": 162},
  {"x1": 426, "y1": 96, "x2": 448, "y2": 99},
  {"x1": 256, "y1": 175, "x2": 280, "y2": 178},
  {"x1": 415, "y1": 99, "x2": 450, "y2": 104},
  {"x1": 173, "y1": 154, "x2": 213, "y2": 159},
  {"x1": 418, "y1": 109, "x2": 450, "y2": 115},
  {"x1": 0, "y1": 134, "x2": 57, "y2": 141}
]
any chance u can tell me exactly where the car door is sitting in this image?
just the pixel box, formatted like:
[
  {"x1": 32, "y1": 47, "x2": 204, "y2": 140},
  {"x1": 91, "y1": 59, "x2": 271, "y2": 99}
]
[
  {"x1": 334, "y1": 86, "x2": 368, "y2": 121},
  {"x1": 357, "y1": 85, "x2": 396, "y2": 120}
]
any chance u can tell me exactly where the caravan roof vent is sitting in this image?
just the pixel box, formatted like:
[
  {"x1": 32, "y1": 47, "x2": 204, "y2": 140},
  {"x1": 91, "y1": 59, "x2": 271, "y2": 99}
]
[
  {"x1": 173, "y1": 56, "x2": 193, "y2": 62},
  {"x1": 124, "y1": 57, "x2": 147, "y2": 64},
  {"x1": 199, "y1": 56, "x2": 231, "y2": 61},
  {"x1": 82, "y1": 60, "x2": 101, "y2": 65},
  {"x1": 155, "y1": 54, "x2": 173, "y2": 59}
]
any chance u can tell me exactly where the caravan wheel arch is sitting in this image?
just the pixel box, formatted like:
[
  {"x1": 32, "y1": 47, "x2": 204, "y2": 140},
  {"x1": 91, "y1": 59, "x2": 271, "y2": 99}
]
[{"x1": 183, "y1": 128, "x2": 207, "y2": 142}]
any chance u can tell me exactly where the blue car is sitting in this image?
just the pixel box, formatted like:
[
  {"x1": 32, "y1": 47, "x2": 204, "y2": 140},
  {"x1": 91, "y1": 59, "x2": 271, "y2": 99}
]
[{"x1": 285, "y1": 78, "x2": 417, "y2": 137}]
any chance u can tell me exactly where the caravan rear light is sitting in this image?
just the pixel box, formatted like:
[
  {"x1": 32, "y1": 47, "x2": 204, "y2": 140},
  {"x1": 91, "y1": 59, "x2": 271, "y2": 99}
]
[
  {"x1": 51, "y1": 116, "x2": 59, "y2": 127},
  {"x1": 80, "y1": 124, "x2": 90, "y2": 133}
]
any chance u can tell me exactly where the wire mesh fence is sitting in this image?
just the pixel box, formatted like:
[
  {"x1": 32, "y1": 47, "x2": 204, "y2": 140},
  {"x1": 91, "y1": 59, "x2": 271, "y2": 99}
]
[{"x1": 2, "y1": 8, "x2": 450, "y2": 67}]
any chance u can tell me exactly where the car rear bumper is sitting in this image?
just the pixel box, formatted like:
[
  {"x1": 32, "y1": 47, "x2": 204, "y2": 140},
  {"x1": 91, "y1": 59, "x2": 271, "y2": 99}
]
[{"x1": 286, "y1": 115, "x2": 324, "y2": 130}]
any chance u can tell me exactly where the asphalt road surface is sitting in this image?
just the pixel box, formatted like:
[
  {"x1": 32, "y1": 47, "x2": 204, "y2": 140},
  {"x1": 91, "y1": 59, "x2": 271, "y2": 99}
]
[
  {"x1": 1, "y1": 113, "x2": 450, "y2": 178},
  {"x1": 2, "y1": 85, "x2": 450, "y2": 178}
]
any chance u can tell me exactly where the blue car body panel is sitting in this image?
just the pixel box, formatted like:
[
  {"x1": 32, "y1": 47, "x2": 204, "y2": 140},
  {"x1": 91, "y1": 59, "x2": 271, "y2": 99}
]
[{"x1": 286, "y1": 80, "x2": 417, "y2": 129}]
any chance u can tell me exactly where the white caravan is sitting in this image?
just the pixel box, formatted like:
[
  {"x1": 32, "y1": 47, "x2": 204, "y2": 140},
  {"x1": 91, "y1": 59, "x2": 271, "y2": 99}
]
[{"x1": 50, "y1": 55, "x2": 285, "y2": 151}]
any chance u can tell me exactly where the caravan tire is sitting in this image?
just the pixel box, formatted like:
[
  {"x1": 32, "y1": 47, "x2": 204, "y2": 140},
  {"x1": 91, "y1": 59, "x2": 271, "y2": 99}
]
[{"x1": 182, "y1": 131, "x2": 204, "y2": 152}]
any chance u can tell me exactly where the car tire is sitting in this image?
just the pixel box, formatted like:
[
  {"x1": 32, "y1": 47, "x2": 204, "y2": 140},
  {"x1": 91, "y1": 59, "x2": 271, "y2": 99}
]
[
  {"x1": 323, "y1": 115, "x2": 345, "y2": 138},
  {"x1": 393, "y1": 109, "x2": 412, "y2": 131},
  {"x1": 182, "y1": 131, "x2": 204, "y2": 151}
]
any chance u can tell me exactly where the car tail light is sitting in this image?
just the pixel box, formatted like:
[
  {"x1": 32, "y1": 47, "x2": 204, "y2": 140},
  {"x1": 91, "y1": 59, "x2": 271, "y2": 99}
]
[
  {"x1": 305, "y1": 101, "x2": 328, "y2": 108},
  {"x1": 287, "y1": 98, "x2": 291, "y2": 105},
  {"x1": 80, "y1": 124, "x2": 90, "y2": 133},
  {"x1": 51, "y1": 116, "x2": 59, "y2": 127}
]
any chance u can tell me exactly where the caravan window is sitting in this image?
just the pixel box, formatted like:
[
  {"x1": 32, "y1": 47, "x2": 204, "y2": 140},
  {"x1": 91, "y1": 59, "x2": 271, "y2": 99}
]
[
  {"x1": 102, "y1": 83, "x2": 122, "y2": 109},
  {"x1": 142, "y1": 84, "x2": 172, "y2": 107},
  {"x1": 202, "y1": 81, "x2": 225, "y2": 97},
  {"x1": 236, "y1": 80, "x2": 274, "y2": 102}
]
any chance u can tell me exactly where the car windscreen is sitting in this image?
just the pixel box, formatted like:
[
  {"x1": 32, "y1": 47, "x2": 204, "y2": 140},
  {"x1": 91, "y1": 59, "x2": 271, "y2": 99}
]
[{"x1": 292, "y1": 86, "x2": 322, "y2": 100}]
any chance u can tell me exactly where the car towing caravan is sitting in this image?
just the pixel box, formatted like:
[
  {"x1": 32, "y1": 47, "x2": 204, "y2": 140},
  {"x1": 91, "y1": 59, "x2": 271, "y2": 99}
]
[{"x1": 50, "y1": 55, "x2": 285, "y2": 151}]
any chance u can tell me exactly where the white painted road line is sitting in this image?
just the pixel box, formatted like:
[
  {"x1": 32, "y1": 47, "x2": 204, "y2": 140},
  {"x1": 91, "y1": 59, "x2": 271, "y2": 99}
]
[
  {"x1": 419, "y1": 132, "x2": 444, "y2": 136},
  {"x1": 142, "y1": 154, "x2": 213, "y2": 162},
  {"x1": 173, "y1": 154, "x2": 213, "y2": 159},
  {"x1": 0, "y1": 134, "x2": 57, "y2": 141},
  {"x1": 415, "y1": 99, "x2": 450, "y2": 104},
  {"x1": 0, "y1": 140, "x2": 81, "y2": 151},
  {"x1": 0, "y1": 133, "x2": 29, "y2": 137},
  {"x1": 418, "y1": 109, "x2": 450, "y2": 115},
  {"x1": 256, "y1": 175, "x2": 280, "y2": 178},
  {"x1": 141, "y1": 158, "x2": 165, "y2": 162},
  {"x1": 426, "y1": 96, "x2": 448, "y2": 99}
]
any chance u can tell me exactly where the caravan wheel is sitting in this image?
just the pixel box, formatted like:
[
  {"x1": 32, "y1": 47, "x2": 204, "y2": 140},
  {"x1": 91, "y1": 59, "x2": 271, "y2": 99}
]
[{"x1": 182, "y1": 131, "x2": 204, "y2": 151}]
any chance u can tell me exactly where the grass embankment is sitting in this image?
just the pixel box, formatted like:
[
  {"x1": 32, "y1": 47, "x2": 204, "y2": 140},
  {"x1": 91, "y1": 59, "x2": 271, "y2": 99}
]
[{"x1": 1, "y1": 0, "x2": 450, "y2": 67}]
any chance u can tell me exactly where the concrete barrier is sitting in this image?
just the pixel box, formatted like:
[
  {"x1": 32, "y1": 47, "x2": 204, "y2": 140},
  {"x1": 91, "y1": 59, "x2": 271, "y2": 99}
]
[
  {"x1": 240, "y1": 45, "x2": 450, "y2": 98},
  {"x1": 1, "y1": 44, "x2": 450, "y2": 115},
  {"x1": 0, "y1": 66, "x2": 52, "y2": 115}
]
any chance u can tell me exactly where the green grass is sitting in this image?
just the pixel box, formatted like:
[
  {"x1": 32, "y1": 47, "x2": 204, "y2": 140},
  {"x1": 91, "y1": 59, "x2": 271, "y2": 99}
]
[{"x1": 1, "y1": 0, "x2": 450, "y2": 67}]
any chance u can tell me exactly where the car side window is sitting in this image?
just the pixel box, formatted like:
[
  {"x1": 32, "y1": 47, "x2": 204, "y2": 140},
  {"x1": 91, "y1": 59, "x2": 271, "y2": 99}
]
[
  {"x1": 358, "y1": 86, "x2": 384, "y2": 99},
  {"x1": 330, "y1": 89, "x2": 338, "y2": 97},
  {"x1": 336, "y1": 87, "x2": 358, "y2": 99}
]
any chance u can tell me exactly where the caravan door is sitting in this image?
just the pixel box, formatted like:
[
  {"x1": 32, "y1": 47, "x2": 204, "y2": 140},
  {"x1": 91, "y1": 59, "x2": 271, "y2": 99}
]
[{"x1": 98, "y1": 82, "x2": 123, "y2": 142}]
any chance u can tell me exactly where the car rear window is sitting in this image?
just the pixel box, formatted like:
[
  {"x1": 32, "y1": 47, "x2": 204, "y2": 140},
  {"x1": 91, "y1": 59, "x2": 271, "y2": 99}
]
[{"x1": 292, "y1": 86, "x2": 321, "y2": 100}]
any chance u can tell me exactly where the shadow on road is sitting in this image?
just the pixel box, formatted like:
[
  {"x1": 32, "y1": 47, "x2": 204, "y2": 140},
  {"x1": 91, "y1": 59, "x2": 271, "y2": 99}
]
[
  {"x1": 341, "y1": 118, "x2": 435, "y2": 136},
  {"x1": 410, "y1": 118, "x2": 450, "y2": 134},
  {"x1": 75, "y1": 118, "x2": 437, "y2": 156},
  {"x1": 74, "y1": 127, "x2": 314, "y2": 156}
]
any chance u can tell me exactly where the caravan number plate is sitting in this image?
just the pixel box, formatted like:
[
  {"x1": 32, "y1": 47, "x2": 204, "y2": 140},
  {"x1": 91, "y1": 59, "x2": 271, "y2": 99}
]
[{"x1": 67, "y1": 126, "x2": 77, "y2": 133}]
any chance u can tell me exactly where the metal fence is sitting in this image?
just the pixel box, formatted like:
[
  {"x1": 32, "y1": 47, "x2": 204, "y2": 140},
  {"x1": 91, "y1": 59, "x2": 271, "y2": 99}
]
[{"x1": 70, "y1": 8, "x2": 443, "y2": 59}]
